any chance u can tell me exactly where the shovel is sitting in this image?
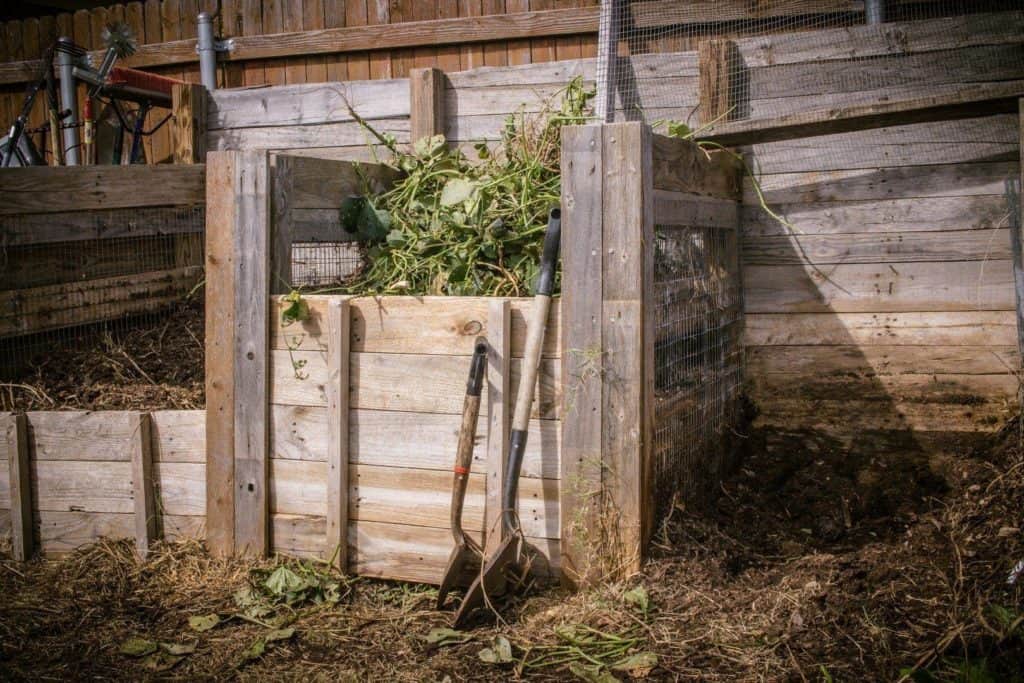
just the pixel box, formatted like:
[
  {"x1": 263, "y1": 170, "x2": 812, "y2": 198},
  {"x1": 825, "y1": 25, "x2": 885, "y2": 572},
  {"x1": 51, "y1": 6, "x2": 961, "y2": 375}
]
[
  {"x1": 453, "y1": 207, "x2": 561, "y2": 627},
  {"x1": 436, "y1": 337, "x2": 490, "y2": 609}
]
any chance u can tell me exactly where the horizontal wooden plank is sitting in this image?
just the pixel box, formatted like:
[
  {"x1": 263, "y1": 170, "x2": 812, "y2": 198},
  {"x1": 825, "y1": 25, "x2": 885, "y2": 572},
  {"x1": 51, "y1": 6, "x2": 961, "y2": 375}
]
[
  {"x1": 271, "y1": 404, "x2": 560, "y2": 479},
  {"x1": 0, "y1": 166, "x2": 205, "y2": 215},
  {"x1": 651, "y1": 135, "x2": 740, "y2": 199},
  {"x1": 654, "y1": 190, "x2": 738, "y2": 229},
  {"x1": 287, "y1": 157, "x2": 399, "y2": 210},
  {"x1": 36, "y1": 510, "x2": 135, "y2": 554},
  {"x1": 748, "y1": 344, "x2": 1018, "y2": 377},
  {"x1": 153, "y1": 462, "x2": 205, "y2": 517},
  {"x1": 755, "y1": 398, "x2": 1012, "y2": 434},
  {"x1": 744, "y1": 311, "x2": 1017, "y2": 346},
  {"x1": 749, "y1": 372, "x2": 1018, "y2": 404},
  {"x1": 209, "y1": 80, "x2": 409, "y2": 130},
  {"x1": 150, "y1": 410, "x2": 206, "y2": 463},
  {"x1": 743, "y1": 260, "x2": 1015, "y2": 313},
  {"x1": 742, "y1": 194, "x2": 1012, "y2": 236},
  {"x1": 742, "y1": 228, "x2": 1012, "y2": 265},
  {"x1": 444, "y1": 52, "x2": 697, "y2": 90},
  {"x1": 735, "y1": 10, "x2": 1024, "y2": 68},
  {"x1": 273, "y1": 295, "x2": 561, "y2": 357},
  {"x1": 700, "y1": 81, "x2": 1024, "y2": 147},
  {"x1": 208, "y1": 119, "x2": 410, "y2": 153},
  {"x1": 746, "y1": 115, "x2": 1019, "y2": 174},
  {"x1": 271, "y1": 515, "x2": 561, "y2": 582},
  {"x1": 34, "y1": 461, "x2": 133, "y2": 514},
  {"x1": 0, "y1": 267, "x2": 204, "y2": 339},
  {"x1": 27, "y1": 411, "x2": 140, "y2": 461},
  {"x1": 162, "y1": 515, "x2": 206, "y2": 541},
  {"x1": 271, "y1": 350, "x2": 561, "y2": 419},
  {"x1": 0, "y1": 206, "x2": 203, "y2": 247},
  {"x1": 742, "y1": 162, "x2": 1018, "y2": 204},
  {"x1": 269, "y1": 460, "x2": 559, "y2": 539}
]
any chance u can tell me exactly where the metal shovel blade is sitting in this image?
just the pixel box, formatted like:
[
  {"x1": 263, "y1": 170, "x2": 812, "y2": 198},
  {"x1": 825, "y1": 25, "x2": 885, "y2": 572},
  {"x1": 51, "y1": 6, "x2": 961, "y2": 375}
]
[
  {"x1": 452, "y1": 534, "x2": 521, "y2": 628},
  {"x1": 436, "y1": 537, "x2": 481, "y2": 610}
]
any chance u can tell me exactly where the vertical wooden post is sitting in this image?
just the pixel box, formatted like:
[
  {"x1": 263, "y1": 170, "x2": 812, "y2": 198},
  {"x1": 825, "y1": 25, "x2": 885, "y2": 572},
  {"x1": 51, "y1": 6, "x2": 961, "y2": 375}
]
[
  {"x1": 559, "y1": 125, "x2": 605, "y2": 587},
  {"x1": 171, "y1": 83, "x2": 208, "y2": 164},
  {"x1": 130, "y1": 411, "x2": 157, "y2": 558},
  {"x1": 594, "y1": 0, "x2": 621, "y2": 122},
  {"x1": 205, "y1": 152, "x2": 237, "y2": 557},
  {"x1": 485, "y1": 298, "x2": 511, "y2": 562},
  {"x1": 205, "y1": 150, "x2": 271, "y2": 558},
  {"x1": 4, "y1": 413, "x2": 33, "y2": 562},
  {"x1": 326, "y1": 298, "x2": 351, "y2": 571},
  {"x1": 270, "y1": 155, "x2": 295, "y2": 295},
  {"x1": 233, "y1": 150, "x2": 271, "y2": 557},
  {"x1": 409, "y1": 67, "x2": 446, "y2": 143},
  {"x1": 698, "y1": 40, "x2": 738, "y2": 125}
]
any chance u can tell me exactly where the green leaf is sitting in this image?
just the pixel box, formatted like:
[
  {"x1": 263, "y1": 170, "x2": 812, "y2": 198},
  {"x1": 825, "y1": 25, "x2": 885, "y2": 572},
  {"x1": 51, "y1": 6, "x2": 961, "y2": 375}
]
[
  {"x1": 623, "y1": 585, "x2": 650, "y2": 615},
  {"x1": 424, "y1": 627, "x2": 473, "y2": 648},
  {"x1": 612, "y1": 652, "x2": 658, "y2": 677},
  {"x1": 160, "y1": 641, "x2": 197, "y2": 656},
  {"x1": 356, "y1": 202, "x2": 391, "y2": 243},
  {"x1": 280, "y1": 290, "x2": 310, "y2": 327},
  {"x1": 440, "y1": 177, "x2": 474, "y2": 207},
  {"x1": 188, "y1": 614, "x2": 220, "y2": 633},
  {"x1": 568, "y1": 662, "x2": 618, "y2": 683},
  {"x1": 241, "y1": 638, "x2": 266, "y2": 662},
  {"x1": 264, "y1": 566, "x2": 308, "y2": 597},
  {"x1": 265, "y1": 627, "x2": 295, "y2": 643},
  {"x1": 340, "y1": 196, "x2": 365, "y2": 234},
  {"x1": 477, "y1": 635, "x2": 513, "y2": 664},
  {"x1": 386, "y1": 229, "x2": 406, "y2": 247},
  {"x1": 119, "y1": 637, "x2": 158, "y2": 657}
]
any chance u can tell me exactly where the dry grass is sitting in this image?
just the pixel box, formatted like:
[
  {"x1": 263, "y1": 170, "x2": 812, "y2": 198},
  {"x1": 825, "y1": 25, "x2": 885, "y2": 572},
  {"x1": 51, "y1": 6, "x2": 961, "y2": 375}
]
[{"x1": 1, "y1": 422, "x2": 1022, "y2": 681}]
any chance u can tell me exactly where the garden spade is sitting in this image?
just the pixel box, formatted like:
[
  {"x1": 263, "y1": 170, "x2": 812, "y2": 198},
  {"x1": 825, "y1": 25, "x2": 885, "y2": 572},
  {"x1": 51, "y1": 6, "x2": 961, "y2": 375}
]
[
  {"x1": 436, "y1": 337, "x2": 490, "y2": 609},
  {"x1": 453, "y1": 207, "x2": 561, "y2": 627}
]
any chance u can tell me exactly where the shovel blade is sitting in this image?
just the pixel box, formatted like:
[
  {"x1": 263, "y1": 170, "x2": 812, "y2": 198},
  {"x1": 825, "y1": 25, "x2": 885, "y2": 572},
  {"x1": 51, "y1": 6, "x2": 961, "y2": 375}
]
[
  {"x1": 452, "y1": 535, "x2": 521, "y2": 628},
  {"x1": 436, "y1": 542, "x2": 480, "y2": 609}
]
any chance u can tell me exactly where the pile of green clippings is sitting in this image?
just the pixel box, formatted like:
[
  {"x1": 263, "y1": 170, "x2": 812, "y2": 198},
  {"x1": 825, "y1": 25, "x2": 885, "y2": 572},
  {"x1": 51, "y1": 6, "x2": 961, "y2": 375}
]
[{"x1": 337, "y1": 77, "x2": 593, "y2": 297}]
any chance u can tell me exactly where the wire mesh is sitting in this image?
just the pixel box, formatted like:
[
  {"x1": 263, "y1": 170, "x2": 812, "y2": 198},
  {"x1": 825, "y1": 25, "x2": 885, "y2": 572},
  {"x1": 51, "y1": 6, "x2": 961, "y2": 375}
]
[
  {"x1": 652, "y1": 222, "x2": 744, "y2": 513},
  {"x1": 0, "y1": 205, "x2": 204, "y2": 409},
  {"x1": 289, "y1": 241, "x2": 364, "y2": 289}
]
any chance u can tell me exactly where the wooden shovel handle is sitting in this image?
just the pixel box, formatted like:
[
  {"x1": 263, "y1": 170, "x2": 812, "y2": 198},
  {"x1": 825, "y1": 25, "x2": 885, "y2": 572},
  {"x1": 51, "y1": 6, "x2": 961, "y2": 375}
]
[{"x1": 450, "y1": 338, "x2": 488, "y2": 545}]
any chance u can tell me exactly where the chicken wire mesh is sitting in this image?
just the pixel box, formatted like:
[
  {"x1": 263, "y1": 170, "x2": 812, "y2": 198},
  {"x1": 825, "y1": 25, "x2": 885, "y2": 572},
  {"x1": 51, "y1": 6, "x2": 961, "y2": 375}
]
[
  {"x1": 652, "y1": 222, "x2": 744, "y2": 514},
  {"x1": 288, "y1": 241, "x2": 364, "y2": 289},
  {"x1": 0, "y1": 205, "x2": 204, "y2": 406}
]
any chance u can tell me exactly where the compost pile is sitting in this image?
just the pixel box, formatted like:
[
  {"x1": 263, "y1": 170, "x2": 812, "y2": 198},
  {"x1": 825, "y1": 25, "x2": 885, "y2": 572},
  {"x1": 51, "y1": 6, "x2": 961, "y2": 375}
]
[
  {"x1": 2, "y1": 418, "x2": 1021, "y2": 681},
  {"x1": 0, "y1": 301, "x2": 205, "y2": 411},
  {"x1": 333, "y1": 78, "x2": 592, "y2": 298}
]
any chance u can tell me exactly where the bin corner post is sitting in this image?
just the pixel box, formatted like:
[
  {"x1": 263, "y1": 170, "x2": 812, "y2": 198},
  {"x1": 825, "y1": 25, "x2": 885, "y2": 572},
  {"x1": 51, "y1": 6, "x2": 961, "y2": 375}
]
[
  {"x1": 4, "y1": 412, "x2": 34, "y2": 562},
  {"x1": 409, "y1": 67, "x2": 447, "y2": 143},
  {"x1": 172, "y1": 82, "x2": 209, "y2": 165},
  {"x1": 205, "y1": 150, "x2": 271, "y2": 558}
]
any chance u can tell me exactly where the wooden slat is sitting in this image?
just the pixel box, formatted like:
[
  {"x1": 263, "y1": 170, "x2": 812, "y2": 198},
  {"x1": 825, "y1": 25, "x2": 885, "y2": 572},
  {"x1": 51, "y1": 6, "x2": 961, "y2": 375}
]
[
  {"x1": 750, "y1": 372, "x2": 1019, "y2": 404},
  {"x1": 485, "y1": 299, "x2": 511, "y2": 554},
  {"x1": 151, "y1": 462, "x2": 206, "y2": 516},
  {"x1": 27, "y1": 411, "x2": 141, "y2": 461},
  {"x1": 172, "y1": 83, "x2": 208, "y2": 164},
  {"x1": 286, "y1": 156, "x2": 399, "y2": 209},
  {"x1": 698, "y1": 82, "x2": 1024, "y2": 148},
  {"x1": 207, "y1": 118, "x2": 411, "y2": 152},
  {"x1": 4, "y1": 414, "x2": 33, "y2": 561},
  {"x1": 744, "y1": 312, "x2": 1017, "y2": 347},
  {"x1": 653, "y1": 190, "x2": 738, "y2": 229},
  {"x1": 130, "y1": 412, "x2": 157, "y2": 558},
  {"x1": 559, "y1": 124, "x2": 603, "y2": 587},
  {"x1": 271, "y1": 350, "x2": 561, "y2": 419},
  {"x1": 37, "y1": 510, "x2": 134, "y2": 555},
  {"x1": 204, "y1": 152, "x2": 237, "y2": 556},
  {"x1": 273, "y1": 295, "x2": 561, "y2": 357},
  {"x1": 34, "y1": 460, "x2": 133, "y2": 513},
  {"x1": 326, "y1": 299, "x2": 350, "y2": 570},
  {"x1": 270, "y1": 404, "x2": 560, "y2": 477},
  {"x1": 755, "y1": 398, "x2": 1012, "y2": 435},
  {"x1": 233, "y1": 150, "x2": 271, "y2": 557},
  {"x1": 0, "y1": 267, "x2": 203, "y2": 339},
  {"x1": 207, "y1": 79, "x2": 409, "y2": 130},
  {"x1": 743, "y1": 260, "x2": 1015, "y2": 314},
  {"x1": 748, "y1": 345, "x2": 1018, "y2": 377},
  {"x1": 0, "y1": 165, "x2": 206, "y2": 215},
  {"x1": 0, "y1": 206, "x2": 204, "y2": 247},
  {"x1": 651, "y1": 135, "x2": 740, "y2": 199},
  {"x1": 410, "y1": 67, "x2": 446, "y2": 142},
  {"x1": 270, "y1": 154, "x2": 295, "y2": 294}
]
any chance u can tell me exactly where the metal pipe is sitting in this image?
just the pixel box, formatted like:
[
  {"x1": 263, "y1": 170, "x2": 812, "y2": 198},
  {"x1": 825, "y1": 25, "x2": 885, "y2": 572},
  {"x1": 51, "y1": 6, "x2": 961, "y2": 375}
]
[
  {"x1": 55, "y1": 37, "x2": 80, "y2": 165},
  {"x1": 866, "y1": 0, "x2": 885, "y2": 24},
  {"x1": 197, "y1": 12, "x2": 218, "y2": 90}
]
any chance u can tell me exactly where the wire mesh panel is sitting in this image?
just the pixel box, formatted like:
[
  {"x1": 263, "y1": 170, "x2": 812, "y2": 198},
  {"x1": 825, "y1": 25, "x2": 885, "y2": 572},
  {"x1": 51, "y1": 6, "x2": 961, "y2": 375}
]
[
  {"x1": 289, "y1": 241, "x2": 364, "y2": 289},
  {"x1": 652, "y1": 222, "x2": 744, "y2": 512}
]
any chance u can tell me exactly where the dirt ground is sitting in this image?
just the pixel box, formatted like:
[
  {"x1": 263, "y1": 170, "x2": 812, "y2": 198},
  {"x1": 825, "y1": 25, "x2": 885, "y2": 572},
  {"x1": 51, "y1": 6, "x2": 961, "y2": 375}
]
[{"x1": 1, "y1": 416, "x2": 1021, "y2": 681}]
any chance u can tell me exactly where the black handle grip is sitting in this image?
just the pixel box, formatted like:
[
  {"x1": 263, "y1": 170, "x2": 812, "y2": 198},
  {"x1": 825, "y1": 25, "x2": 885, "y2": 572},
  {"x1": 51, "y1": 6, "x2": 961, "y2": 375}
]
[
  {"x1": 534, "y1": 207, "x2": 562, "y2": 297},
  {"x1": 466, "y1": 337, "x2": 488, "y2": 396}
]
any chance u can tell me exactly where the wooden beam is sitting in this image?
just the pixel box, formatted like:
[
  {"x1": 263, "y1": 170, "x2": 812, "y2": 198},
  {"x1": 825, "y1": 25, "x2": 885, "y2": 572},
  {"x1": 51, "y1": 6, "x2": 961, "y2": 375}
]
[
  {"x1": 559, "y1": 125, "x2": 604, "y2": 588},
  {"x1": 130, "y1": 411, "x2": 157, "y2": 558},
  {"x1": 204, "y1": 152, "x2": 237, "y2": 557},
  {"x1": 325, "y1": 298, "x2": 351, "y2": 571},
  {"x1": 0, "y1": 165, "x2": 206, "y2": 215},
  {"x1": 696, "y1": 81, "x2": 1024, "y2": 147},
  {"x1": 4, "y1": 413, "x2": 33, "y2": 562},
  {"x1": 232, "y1": 150, "x2": 271, "y2": 558},
  {"x1": 271, "y1": 155, "x2": 295, "y2": 295},
  {"x1": 697, "y1": 39, "x2": 738, "y2": 126},
  {"x1": 409, "y1": 67, "x2": 446, "y2": 143},
  {"x1": 484, "y1": 298, "x2": 511, "y2": 569},
  {"x1": 172, "y1": 83, "x2": 208, "y2": 164},
  {"x1": 0, "y1": 206, "x2": 203, "y2": 247}
]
